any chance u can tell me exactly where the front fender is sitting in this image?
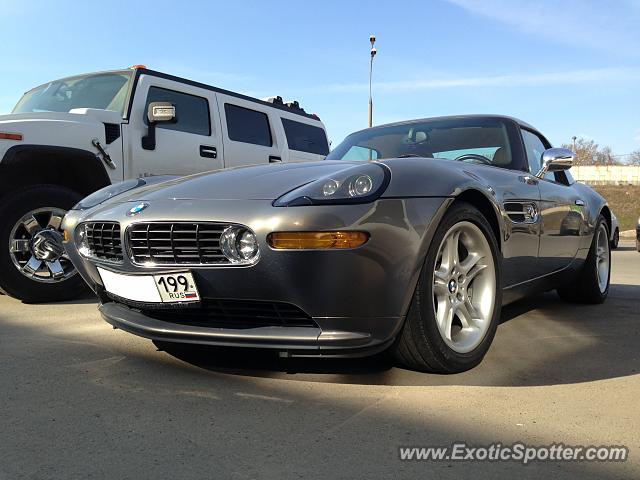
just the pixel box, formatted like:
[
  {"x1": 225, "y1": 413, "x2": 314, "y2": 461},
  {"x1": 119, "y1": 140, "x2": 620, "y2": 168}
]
[{"x1": 573, "y1": 182, "x2": 609, "y2": 249}]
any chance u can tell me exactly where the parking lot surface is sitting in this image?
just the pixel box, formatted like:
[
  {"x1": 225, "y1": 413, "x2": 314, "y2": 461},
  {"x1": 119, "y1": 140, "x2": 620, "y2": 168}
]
[{"x1": 1, "y1": 242, "x2": 639, "y2": 479}]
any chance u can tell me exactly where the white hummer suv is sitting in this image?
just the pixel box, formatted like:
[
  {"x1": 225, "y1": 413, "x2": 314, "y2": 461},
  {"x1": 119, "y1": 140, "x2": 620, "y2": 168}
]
[{"x1": 0, "y1": 66, "x2": 330, "y2": 302}]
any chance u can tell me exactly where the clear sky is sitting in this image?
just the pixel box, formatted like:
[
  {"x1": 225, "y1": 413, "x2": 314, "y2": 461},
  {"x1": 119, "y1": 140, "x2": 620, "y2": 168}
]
[{"x1": 1, "y1": 0, "x2": 639, "y2": 157}]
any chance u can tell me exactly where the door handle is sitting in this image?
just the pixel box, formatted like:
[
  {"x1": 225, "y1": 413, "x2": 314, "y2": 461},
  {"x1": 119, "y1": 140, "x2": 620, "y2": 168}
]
[
  {"x1": 269, "y1": 155, "x2": 282, "y2": 163},
  {"x1": 200, "y1": 145, "x2": 217, "y2": 159}
]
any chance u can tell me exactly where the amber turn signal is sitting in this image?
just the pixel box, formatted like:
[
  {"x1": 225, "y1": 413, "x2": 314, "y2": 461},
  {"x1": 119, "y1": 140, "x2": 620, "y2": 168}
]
[{"x1": 267, "y1": 231, "x2": 369, "y2": 250}]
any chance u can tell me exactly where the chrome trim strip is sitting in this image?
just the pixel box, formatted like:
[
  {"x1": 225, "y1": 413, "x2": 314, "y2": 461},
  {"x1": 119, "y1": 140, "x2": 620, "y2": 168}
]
[{"x1": 124, "y1": 221, "x2": 259, "y2": 268}]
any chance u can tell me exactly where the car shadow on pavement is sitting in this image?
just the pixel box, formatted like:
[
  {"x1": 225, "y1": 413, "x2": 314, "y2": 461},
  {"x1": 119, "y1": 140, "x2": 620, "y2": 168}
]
[
  {"x1": 159, "y1": 283, "x2": 640, "y2": 387},
  {"x1": 23, "y1": 291, "x2": 98, "y2": 306}
]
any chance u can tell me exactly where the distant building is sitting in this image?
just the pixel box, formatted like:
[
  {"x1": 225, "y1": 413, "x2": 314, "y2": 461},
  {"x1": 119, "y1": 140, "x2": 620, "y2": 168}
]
[{"x1": 572, "y1": 165, "x2": 640, "y2": 185}]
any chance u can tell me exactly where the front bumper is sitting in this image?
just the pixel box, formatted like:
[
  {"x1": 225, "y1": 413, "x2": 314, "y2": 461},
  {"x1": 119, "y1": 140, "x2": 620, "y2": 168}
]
[
  {"x1": 63, "y1": 197, "x2": 448, "y2": 356},
  {"x1": 99, "y1": 301, "x2": 397, "y2": 357}
]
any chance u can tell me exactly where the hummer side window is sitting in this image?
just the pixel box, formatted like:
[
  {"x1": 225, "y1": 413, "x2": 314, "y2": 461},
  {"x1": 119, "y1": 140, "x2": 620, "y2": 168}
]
[
  {"x1": 144, "y1": 87, "x2": 210, "y2": 136},
  {"x1": 224, "y1": 104, "x2": 272, "y2": 147},
  {"x1": 281, "y1": 118, "x2": 330, "y2": 155}
]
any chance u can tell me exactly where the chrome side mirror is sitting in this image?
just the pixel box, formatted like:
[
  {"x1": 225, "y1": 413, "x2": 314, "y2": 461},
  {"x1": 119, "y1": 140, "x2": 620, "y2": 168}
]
[
  {"x1": 147, "y1": 102, "x2": 176, "y2": 123},
  {"x1": 536, "y1": 148, "x2": 574, "y2": 178},
  {"x1": 142, "y1": 102, "x2": 176, "y2": 151}
]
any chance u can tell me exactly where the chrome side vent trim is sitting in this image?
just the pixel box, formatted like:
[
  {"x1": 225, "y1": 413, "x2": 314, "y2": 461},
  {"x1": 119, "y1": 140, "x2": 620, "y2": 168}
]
[{"x1": 504, "y1": 202, "x2": 539, "y2": 224}]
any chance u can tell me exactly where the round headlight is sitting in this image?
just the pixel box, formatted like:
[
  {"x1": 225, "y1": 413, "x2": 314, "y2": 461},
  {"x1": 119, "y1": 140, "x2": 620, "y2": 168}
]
[
  {"x1": 76, "y1": 225, "x2": 91, "y2": 257},
  {"x1": 220, "y1": 226, "x2": 259, "y2": 263},
  {"x1": 322, "y1": 179, "x2": 340, "y2": 197},
  {"x1": 238, "y1": 230, "x2": 258, "y2": 260},
  {"x1": 349, "y1": 175, "x2": 373, "y2": 197},
  {"x1": 273, "y1": 163, "x2": 390, "y2": 207}
]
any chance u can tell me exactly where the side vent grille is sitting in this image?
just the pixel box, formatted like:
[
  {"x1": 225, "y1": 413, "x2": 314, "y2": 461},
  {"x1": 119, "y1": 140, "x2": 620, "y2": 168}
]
[
  {"x1": 504, "y1": 202, "x2": 539, "y2": 224},
  {"x1": 104, "y1": 123, "x2": 121, "y2": 144}
]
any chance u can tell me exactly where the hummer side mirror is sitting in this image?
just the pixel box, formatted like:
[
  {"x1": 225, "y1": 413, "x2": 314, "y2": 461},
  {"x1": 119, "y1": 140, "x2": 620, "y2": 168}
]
[{"x1": 142, "y1": 102, "x2": 176, "y2": 150}]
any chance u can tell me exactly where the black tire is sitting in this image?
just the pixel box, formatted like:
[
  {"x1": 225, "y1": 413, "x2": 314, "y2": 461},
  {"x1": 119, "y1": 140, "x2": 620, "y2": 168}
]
[
  {"x1": 611, "y1": 228, "x2": 619, "y2": 249},
  {"x1": 0, "y1": 184, "x2": 86, "y2": 303},
  {"x1": 557, "y1": 215, "x2": 610, "y2": 304},
  {"x1": 392, "y1": 201, "x2": 502, "y2": 373}
]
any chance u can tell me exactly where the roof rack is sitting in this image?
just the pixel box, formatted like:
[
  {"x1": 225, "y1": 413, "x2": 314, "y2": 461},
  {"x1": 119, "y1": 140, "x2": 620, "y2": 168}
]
[
  {"x1": 262, "y1": 96, "x2": 284, "y2": 105},
  {"x1": 262, "y1": 96, "x2": 307, "y2": 114},
  {"x1": 285, "y1": 100, "x2": 305, "y2": 113}
]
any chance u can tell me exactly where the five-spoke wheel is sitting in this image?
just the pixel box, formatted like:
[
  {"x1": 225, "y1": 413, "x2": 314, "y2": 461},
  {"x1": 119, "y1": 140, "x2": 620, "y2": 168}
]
[
  {"x1": 393, "y1": 201, "x2": 501, "y2": 373},
  {"x1": 432, "y1": 221, "x2": 496, "y2": 353}
]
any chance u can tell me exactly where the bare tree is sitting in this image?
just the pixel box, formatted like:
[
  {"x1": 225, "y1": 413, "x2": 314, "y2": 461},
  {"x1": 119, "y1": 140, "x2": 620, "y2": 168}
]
[
  {"x1": 629, "y1": 150, "x2": 640, "y2": 165},
  {"x1": 561, "y1": 137, "x2": 617, "y2": 166}
]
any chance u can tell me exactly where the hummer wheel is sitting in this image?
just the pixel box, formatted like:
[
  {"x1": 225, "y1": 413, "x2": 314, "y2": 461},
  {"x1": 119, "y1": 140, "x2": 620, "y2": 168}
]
[{"x1": 0, "y1": 185, "x2": 87, "y2": 303}]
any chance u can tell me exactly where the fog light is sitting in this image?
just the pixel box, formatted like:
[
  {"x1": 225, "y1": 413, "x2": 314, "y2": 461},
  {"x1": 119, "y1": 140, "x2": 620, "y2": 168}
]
[
  {"x1": 238, "y1": 230, "x2": 258, "y2": 260},
  {"x1": 76, "y1": 225, "x2": 91, "y2": 257},
  {"x1": 220, "y1": 226, "x2": 259, "y2": 263},
  {"x1": 267, "y1": 231, "x2": 369, "y2": 249}
]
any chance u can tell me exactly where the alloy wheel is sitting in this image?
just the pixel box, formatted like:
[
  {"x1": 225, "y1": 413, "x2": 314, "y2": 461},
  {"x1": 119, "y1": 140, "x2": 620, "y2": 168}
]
[
  {"x1": 8, "y1": 207, "x2": 77, "y2": 283},
  {"x1": 595, "y1": 223, "x2": 610, "y2": 293},
  {"x1": 432, "y1": 221, "x2": 496, "y2": 353}
]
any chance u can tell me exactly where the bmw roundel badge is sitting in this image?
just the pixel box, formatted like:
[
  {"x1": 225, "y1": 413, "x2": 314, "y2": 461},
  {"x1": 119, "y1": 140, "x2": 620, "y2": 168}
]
[{"x1": 128, "y1": 202, "x2": 149, "y2": 216}]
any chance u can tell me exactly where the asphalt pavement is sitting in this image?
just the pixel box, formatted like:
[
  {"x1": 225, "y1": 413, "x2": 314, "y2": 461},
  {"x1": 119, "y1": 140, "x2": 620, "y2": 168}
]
[{"x1": 1, "y1": 242, "x2": 638, "y2": 479}]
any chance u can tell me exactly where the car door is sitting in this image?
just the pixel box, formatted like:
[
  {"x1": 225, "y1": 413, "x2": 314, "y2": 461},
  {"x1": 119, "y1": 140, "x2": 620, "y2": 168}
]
[
  {"x1": 482, "y1": 165, "x2": 542, "y2": 287},
  {"x1": 123, "y1": 74, "x2": 223, "y2": 178},
  {"x1": 521, "y1": 129, "x2": 584, "y2": 274},
  {"x1": 217, "y1": 94, "x2": 284, "y2": 167}
]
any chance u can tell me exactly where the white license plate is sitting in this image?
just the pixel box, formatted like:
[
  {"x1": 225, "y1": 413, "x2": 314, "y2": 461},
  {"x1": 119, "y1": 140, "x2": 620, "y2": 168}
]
[
  {"x1": 98, "y1": 268, "x2": 200, "y2": 304},
  {"x1": 153, "y1": 272, "x2": 200, "y2": 303}
]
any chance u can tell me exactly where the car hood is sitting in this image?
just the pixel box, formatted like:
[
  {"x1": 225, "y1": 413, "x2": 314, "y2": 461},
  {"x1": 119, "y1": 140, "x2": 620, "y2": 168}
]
[
  {"x1": 0, "y1": 109, "x2": 122, "y2": 125},
  {"x1": 119, "y1": 161, "x2": 362, "y2": 202}
]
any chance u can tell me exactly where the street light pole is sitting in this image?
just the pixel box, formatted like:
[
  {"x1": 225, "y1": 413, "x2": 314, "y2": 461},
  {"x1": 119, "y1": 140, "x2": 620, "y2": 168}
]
[
  {"x1": 368, "y1": 35, "x2": 377, "y2": 128},
  {"x1": 572, "y1": 136, "x2": 577, "y2": 152}
]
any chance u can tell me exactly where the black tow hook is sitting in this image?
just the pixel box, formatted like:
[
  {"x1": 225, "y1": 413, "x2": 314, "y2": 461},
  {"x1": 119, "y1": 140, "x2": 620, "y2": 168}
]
[{"x1": 92, "y1": 138, "x2": 117, "y2": 169}]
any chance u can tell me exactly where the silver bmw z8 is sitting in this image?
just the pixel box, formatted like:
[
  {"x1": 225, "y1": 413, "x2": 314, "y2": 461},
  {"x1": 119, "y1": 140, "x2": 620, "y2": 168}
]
[{"x1": 63, "y1": 115, "x2": 612, "y2": 373}]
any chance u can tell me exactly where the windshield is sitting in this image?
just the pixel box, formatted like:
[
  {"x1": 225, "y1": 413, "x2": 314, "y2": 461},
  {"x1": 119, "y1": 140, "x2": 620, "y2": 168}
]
[
  {"x1": 12, "y1": 70, "x2": 134, "y2": 117},
  {"x1": 327, "y1": 117, "x2": 514, "y2": 168}
]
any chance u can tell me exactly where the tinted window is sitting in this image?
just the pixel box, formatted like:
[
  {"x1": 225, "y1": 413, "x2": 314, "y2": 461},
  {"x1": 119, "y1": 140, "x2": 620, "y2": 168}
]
[
  {"x1": 522, "y1": 129, "x2": 555, "y2": 181},
  {"x1": 224, "y1": 104, "x2": 272, "y2": 146},
  {"x1": 144, "y1": 87, "x2": 210, "y2": 136},
  {"x1": 281, "y1": 118, "x2": 329, "y2": 155},
  {"x1": 327, "y1": 118, "x2": 513, "y2": 168}
]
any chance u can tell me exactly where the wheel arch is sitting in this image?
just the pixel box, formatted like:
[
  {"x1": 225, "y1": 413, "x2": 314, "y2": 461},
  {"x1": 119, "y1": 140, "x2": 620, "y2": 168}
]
[
  {"x1": 0, "y1": 145, "x2": 112, "y2": 199},
  {"x1": 453, "y1": 188, "x2": 503, "y2": 251},
  {"x1": 400, "y1": 187, "x2": 504, "y2": 323},
  {"x1": 599, "y1": 204, "x2": 612, "y2": 234}
]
